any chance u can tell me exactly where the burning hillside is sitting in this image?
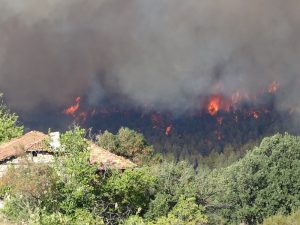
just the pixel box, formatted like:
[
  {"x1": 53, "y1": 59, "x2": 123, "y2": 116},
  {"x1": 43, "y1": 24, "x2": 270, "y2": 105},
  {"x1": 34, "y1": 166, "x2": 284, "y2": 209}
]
[
  {"x1": 1, "y1": 0, "x2": 300, "y2": 159},
  {"x1": 57, "y1": 80, "x2": 296, "y2": 158}
]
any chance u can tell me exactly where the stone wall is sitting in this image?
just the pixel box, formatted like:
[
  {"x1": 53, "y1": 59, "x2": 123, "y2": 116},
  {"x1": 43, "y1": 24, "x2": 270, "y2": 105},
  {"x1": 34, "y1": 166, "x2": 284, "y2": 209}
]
[{"x1": 0, "y1": 152, "x2": 54, "y2": 177}]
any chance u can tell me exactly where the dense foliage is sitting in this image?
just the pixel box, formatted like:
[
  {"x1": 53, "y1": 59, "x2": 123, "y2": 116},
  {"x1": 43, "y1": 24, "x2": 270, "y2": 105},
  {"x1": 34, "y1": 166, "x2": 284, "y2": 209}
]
[{"x1": 203, "y1": 133, "x2": 300, "y2": 224}]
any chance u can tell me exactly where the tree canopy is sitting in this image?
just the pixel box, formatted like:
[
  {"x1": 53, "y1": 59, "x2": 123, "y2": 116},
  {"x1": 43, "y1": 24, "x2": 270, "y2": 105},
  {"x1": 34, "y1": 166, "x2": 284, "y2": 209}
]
[
  {"x1": 97, "y1": 127, "x2": 154, "y2": 165},
  {"x1": 0, "y1": 93, "x2": 23, "y2": 143},
  {"x1": 209, "y1": 133, "x2": 300, "y2": 224}
]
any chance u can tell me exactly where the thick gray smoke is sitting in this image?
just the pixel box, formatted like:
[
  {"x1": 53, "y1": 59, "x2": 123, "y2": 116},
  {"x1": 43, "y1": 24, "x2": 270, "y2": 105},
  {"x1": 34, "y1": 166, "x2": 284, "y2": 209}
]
[{"x1": 0, "y1": 0, "x2": 300, "y2": 114}]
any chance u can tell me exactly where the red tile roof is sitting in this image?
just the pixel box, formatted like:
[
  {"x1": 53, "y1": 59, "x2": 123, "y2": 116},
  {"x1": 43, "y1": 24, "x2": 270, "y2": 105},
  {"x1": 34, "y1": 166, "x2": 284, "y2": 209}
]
[
  {"x1": 0, "y1": 131, "x2": 49, "y2": 161},
  {"x1": 89, "y1": 143, "x2": 136, "y2": 170}
]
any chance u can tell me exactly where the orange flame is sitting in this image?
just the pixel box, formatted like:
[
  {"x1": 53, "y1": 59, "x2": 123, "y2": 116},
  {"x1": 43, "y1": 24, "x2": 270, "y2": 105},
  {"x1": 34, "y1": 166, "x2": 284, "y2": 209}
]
[
  {"x1": 207, "y1": 95, "x2": 222, "y2": 116},
  {"x1": 205, "y1": 80, "x2": 279, "y2": 117},
  {"x1": 63, "y1": 97, "x2": 81, "y2": 116},
  {"x1": 165, "y1": 125, "x2": 172, "y2": 135}
]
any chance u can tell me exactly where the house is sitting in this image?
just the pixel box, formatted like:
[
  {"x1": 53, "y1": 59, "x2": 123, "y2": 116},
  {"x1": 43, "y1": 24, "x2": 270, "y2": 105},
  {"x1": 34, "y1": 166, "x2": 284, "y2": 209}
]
[
  {"x1": 0, "y1": 131, "x2": 136, "y2": 176},
  {"x1": 0, "y1": 131, "x2": 53, "y2": 176}
]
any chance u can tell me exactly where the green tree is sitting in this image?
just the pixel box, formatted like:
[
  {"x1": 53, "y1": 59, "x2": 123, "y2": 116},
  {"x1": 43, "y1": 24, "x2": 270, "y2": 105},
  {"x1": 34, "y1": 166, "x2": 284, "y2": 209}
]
[
  {"x1": 213, "y1": 133, "x2": 300, "y2": 224},
  {"x1": 0, "y1": 93, "x2": 23, "y2": 143},
  {"x1": 54, "y1": 126, "x2": 100, "y2": 215},
  {"x1": 97, "y1": 127, "x2": 154, "y2": 164}
]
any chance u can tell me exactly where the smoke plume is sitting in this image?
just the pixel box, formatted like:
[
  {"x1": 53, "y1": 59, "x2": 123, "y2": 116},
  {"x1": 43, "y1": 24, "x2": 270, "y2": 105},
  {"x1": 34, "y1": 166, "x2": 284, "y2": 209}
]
[{"x1": 0, "y1": 0, "x2": 300, "y2": 115}]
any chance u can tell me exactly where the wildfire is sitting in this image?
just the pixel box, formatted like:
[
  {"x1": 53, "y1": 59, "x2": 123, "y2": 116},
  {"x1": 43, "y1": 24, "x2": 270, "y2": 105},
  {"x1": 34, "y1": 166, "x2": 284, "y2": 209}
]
[
  {"x1": 207, "y1": 95, "x2": 222, "y2": 116},
  {"x1": 63, "y1": 97, "x2": 81, "y2": 116},
  {"x1": 165, "y1": 125, "x2": 172, "y2": 135},
  {"x1": 61, "y1": 80, "x2": 281, "y2": 137},
  {"x1": 205, "y1": 80, "x2": 280, "y2": 117}
]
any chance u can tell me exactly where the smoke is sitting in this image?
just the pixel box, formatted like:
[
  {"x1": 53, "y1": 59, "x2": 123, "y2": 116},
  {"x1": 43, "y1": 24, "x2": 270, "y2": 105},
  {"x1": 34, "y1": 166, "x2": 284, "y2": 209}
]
[{"x1": 0, "y1": 0, "x2": 300, "y2": 115}]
